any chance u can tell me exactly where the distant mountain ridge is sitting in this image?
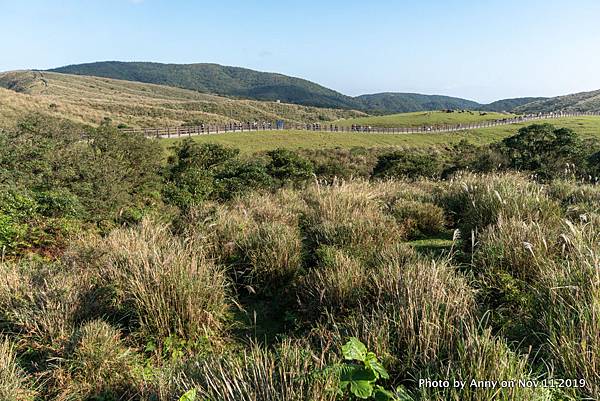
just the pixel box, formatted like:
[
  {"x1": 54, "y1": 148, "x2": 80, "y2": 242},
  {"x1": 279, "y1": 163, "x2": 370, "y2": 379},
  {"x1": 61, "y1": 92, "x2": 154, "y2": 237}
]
[{"x1": 49, "y1": 61, "x2": 545, "y2": 114}]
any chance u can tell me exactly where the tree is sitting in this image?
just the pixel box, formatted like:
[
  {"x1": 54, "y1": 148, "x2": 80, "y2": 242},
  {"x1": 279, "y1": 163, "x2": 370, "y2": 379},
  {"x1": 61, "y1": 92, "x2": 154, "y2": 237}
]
[
  {"x1": 372, "y1": 151, "x2": 441, "y2": 179},
  {"x1": 266, "y1": 148, "x2": 314, "y2": 184},
  {"x1": 499, "y1": 124, "x2": 582, "y2": 179}
]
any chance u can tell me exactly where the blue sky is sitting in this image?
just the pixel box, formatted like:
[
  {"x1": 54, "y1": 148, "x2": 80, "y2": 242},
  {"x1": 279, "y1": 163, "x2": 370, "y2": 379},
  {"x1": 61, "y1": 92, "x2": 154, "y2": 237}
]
[{"x1": 1, "y1": 0, "x2": 599, "y2": 103}]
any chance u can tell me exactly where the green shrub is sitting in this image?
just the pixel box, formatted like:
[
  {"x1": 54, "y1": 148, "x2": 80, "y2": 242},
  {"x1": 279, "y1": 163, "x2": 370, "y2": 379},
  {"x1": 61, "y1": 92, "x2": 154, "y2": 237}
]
[
  {"x1": 499, "y1": 124, "x2": 583, "y2": 179},
  {"x1": 0, "y1": 214, "x2": 29, "y2": 253},
  {"x1": 213, "y1": 159, "x2": 273, "y2": 200},
  {"x1": 266, "y1": 148, "x2": 314, "y2": 184},
  {"x1": 372, "y1": 151, "x2": 442, "y2": 179},
  {"x1": 34, "y1": 189, "x2": 83, "y2": 218},
  {"x1": 0, "y1": 114, "x2": 162, "y2": 222},
  {"x1": 391, "y1": 200, "x2": 446, "y2": 238},
  {"x1": 165, "y1": 141, "x2": 272, "y2": 207}
]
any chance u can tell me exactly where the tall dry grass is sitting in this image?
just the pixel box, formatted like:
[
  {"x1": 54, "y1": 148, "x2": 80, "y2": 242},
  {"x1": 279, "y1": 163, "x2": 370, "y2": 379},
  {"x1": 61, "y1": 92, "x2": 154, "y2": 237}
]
[
  {"x1": 0, "y1": 337, "x2": 36, "y2": 401},
  {"x1": 440, "y1": 172, "x2": 563, "y2": 235},
  {"x1": 539, "y1": 218, "x2": 600, "y2": 398},
  {"x1": 172, "y1": 339, "x2": 337, "y2": 401},
  {"x1": 98, "y1": 219, "x2": 230, "y2": 341},
  {"x1": 51, "y1": 320, "x2": 140, "y2": 401}
]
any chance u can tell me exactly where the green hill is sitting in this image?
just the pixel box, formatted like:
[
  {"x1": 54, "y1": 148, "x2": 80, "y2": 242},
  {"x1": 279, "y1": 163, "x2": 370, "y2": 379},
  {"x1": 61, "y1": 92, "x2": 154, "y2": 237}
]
[
  {"x1": 48, "y1": 61, "x2": 542, "y2": 114},
  {"x1": 50, "y1": 61, "x2": 362, "y2": 110},
  {"x1": 515, "y1": 89, "x2": 600, "y2": 113},
  {"x1": 355, "y1": 92, "x2": 481, "y2": 113}
]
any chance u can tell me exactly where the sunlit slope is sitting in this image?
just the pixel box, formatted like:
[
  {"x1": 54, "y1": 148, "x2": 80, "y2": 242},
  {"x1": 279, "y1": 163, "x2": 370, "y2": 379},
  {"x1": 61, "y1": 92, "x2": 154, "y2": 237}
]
[{"x1": 0, "y1": 70, "x2": 365, "y2": 128}]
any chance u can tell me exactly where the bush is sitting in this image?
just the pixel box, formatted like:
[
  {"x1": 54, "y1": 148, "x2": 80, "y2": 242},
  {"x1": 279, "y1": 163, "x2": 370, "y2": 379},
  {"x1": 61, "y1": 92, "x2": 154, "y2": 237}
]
[
  {"x1": 213, "y1": 159, "x2": 273, "y2": 200},
  {"x1": 499, "y1": 124, "x2": 583, "y2": 179},
  {"x1": 0, "y1": 114, "x2": 162, "y2": 222},
  {"x1": 0, "y1": 214, "x2": 29, "y2": 253},
  {"x1": 372, "y1": 151, "x2": 443, "y2": 179},
  {"x1": 165, "y1": 141, "x2": 272, "y2": 207},
  {"x1": 266, "y1": 148, "x2": 314, "y2": 184},
  {"x1": 391, "y1": 199, "x2": 446, "y2": 238}
]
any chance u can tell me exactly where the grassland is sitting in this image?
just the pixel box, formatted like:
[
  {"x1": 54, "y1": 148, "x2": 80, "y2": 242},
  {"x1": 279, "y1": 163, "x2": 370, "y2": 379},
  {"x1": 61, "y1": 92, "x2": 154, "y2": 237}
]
[
  {"x1": 0, "y1": 71, "x2": 366, "y2": 129},
  {"x1": 163, "y1": 115, "x2": 600, "y2": 152},
  {"x1": 333, "y1": 110, "x2": 515, "y2": 128}
]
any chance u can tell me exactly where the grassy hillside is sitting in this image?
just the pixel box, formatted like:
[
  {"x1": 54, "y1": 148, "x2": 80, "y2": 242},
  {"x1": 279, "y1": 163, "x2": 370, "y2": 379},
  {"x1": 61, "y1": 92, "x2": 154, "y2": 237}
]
[
  {"x1": 50, "y1": 61, "x2": 362, "y2": 110},
  {"x1": 333, "y1": 110, "x2": 514, "y2": 128},
  {"x1": 163, "y1": 115, "x2": 600, "y2": 152},
  {"x1": 481, "y1": 97, "x2": 546, "y2": 112},
  {"x1": 48, "y1": 61, "x2": 542, "y2": 114},
  {"x1": 0, "y1": 71, "x2": 365, "y2": 129},
  {"x1": 515, "y1": 89, "x2": 600, "y2": 113}
]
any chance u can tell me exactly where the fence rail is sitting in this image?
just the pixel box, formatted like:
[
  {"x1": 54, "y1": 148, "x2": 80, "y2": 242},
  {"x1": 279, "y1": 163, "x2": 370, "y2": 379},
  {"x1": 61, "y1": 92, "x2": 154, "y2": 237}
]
[{"x1": 119, "y1": 111, "x2": 600, "y2": 139}]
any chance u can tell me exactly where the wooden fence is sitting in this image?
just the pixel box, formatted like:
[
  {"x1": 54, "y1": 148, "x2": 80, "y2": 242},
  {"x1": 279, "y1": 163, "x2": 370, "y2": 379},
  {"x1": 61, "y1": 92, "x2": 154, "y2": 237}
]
[{"x1": 119, "y1": 111, "x2": 600, "y2": 139}]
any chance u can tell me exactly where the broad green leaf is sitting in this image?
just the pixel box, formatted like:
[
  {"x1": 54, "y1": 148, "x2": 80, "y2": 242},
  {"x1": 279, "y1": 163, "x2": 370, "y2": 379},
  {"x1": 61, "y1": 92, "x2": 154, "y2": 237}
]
[
  {"x1": 179, "y1": 389, "x2": 197, "y2": 401},
  {"x1": 352, "y1": 367, "x2": 377, "y2": 382},
  {"x1": 342, "y1": 337, "x2": 367, "y2": 361},
  {"x1": 365, "y1": 352, "x2": 389, "y2": 379},
  {"x1": 373, "y1": 386, "x2": 395, "y2": 401},
  {"x1": 350, "y1": 380, "x2": 374, "y2": 399},
  {"x1": 339, "y1": 364, "x2": 360, "y2": 382}
]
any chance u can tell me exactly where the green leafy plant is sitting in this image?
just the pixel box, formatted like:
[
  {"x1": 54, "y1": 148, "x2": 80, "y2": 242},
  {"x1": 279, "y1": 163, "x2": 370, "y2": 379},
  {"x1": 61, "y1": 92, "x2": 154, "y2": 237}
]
[
  {"x1": 335, "y1": 338, "x2": 399, "y2": 400},
  {"x1": 179, "y1": 389, "x2": 197, "y2": 401}
]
